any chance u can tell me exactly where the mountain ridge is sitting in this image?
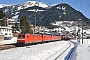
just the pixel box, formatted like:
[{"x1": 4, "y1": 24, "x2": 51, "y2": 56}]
[{"x1": 0, "y1": 1, "x2": 90, "y2": 28}]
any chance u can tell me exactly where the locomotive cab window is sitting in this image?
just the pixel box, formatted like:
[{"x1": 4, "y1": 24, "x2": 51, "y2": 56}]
[{"x1": 18, "y1": 35, "x2": 25, "y2": 39}]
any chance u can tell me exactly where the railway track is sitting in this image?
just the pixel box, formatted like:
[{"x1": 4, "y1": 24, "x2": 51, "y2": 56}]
[
  {"x1": 55, "y1": 42, "x2": 72, "y2": 60},
  {"x1": 46, "y1": 41, "x2": 75, "y2": 60},
  {"x1": 0, "y1": 44, "x2": 16, "y2": 50}
]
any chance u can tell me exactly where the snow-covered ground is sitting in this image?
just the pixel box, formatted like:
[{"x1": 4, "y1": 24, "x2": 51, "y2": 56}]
[
  {"x1": 75, "y1": 39, "x2": 90, "y2": 60},
  {"x1": 0, "y1": 39, "x2": 90, "y2": 60},
  {"x1": 76, "y1": 44, "x2": 90, "y2": 60},
  {"x1": 0, "y1": 41, "x2": 74, "y2": 60}
]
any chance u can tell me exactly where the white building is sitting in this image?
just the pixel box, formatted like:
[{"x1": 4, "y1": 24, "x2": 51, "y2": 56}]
[
  {"x1": 0, "y1": 26, "x2": 13, "y2": 37},
  {"x1": 7, "y1": 18, "x2": 20, "y2": 27}
]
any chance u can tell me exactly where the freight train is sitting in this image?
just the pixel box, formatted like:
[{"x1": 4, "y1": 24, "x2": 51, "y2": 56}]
[{"x1": 16, "y1": 33, "x2": 70, "y2": 46}]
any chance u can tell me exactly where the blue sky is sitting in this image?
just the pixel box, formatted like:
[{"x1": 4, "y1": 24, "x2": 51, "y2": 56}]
[{"x1": 0, "y1": 0, "x2": 90, "y2": 19}]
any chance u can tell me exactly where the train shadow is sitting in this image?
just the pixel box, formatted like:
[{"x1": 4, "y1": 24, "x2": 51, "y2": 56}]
[{"x1": 64, "y1": 41, "x2": 78, "y2": 60}]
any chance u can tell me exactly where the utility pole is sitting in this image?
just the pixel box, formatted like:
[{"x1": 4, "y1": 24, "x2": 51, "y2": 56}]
[
  {"x1": 58, "y1": 16, "x2": 61, "y2": 35},
  {"x1": 81, "y1": 21, "x2": 83, "y2": 44},
  {"x1": 78, "y1": 19, "x2": 81, "y2": 43},
  {"x1": 34, "y1": 9, "x2": 37, "y2": 34},
  {"x1": 78, "y1": 19, "x2": 83, "y2": 44}
]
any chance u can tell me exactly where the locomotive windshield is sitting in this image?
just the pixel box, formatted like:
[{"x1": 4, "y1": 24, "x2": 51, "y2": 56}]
[{"x1": 18, "y1": 35, "x2": 25, "y2": 39}]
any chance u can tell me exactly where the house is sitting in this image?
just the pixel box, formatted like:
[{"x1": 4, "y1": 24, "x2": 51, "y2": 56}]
[
  {"x1": 0, "y1": 26, "x2": 12, "y2": 37},
  {"x1": 7, "y1": 18, "x2": 20, "y2": 27},
  {"x1": 0, "y1": 26, "x2": 13, "y2": 40}
]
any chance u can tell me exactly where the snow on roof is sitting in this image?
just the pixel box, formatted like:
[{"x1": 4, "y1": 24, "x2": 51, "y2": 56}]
[{"x1": 0, "y1": 26, "x2": 12, "y2": 29}]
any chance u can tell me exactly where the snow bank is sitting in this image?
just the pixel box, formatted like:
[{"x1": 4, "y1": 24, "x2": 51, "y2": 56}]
[
  {"x1": 75, "y1": 39, "x2": 90, "y2": 60},
  {"x1": 76, "y1": 44, "x2": 90, "y2": 60}
]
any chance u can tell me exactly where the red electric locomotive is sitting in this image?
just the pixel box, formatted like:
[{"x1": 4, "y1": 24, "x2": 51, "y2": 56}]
[
  {"x1": 16, "y1": 33, "x2": 61, "y2": 46},
  {"x1": 16, "y1": 33, "x2": 71, "y2": 46}
]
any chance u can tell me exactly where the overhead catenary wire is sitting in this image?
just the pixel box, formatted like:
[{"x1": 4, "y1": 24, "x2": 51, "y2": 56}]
[
  {"x1": 62, "y1": 0, "x2": 63, "y2": 3},
  {"x1": 84, "y1": 4, "x2": 90, "y2": 15},
  {"x1": 47, "y1": 0, "x2": 64, "y2": 4},
  {"x1": 79, "y1": 0, "x2": 90, "y2": 17},
  {"x1": 83, "y1": 2, "x2": 90, "y2": 38},
  {"x1": 79, "y1": 0, "x2": 83, "y2": 11},
  {"x1": 46, "y1": 0, "x2": 62, "y2": 18},
  {"x1": 47, "y1": 0, "x2": 52, "y2": 5},
  {"x1": 46, "y1": 0, "x2": 65, "y2": 18},
  {"x1": 46, "y1": 0, "x2": 75, "y2": 22},
  {"x1": 47, "y1": 0, "x2": 89, "y2": 30},
  {"x1": 46, "y1": 0, "x2": 64, "y2": 33}
]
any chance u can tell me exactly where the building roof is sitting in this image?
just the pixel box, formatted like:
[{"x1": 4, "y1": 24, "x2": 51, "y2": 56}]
[{"x1": 0, "y1": 26, "x2": 12, "y2": 29}]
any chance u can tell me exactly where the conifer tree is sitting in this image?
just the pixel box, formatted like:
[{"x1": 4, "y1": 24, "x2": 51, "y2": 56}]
[
  {"x1": 0, "y1": 10, "x2": 7, "y2": 26},
  {"x1": 15, "y1": 22, "x2": 19, "y2": 31},
  {"x1": 20, "y1": 16, "x2": 33, "y2": 34},
  {"x1": 0, "y1": 10, "x2": 6, "y2": 19}
]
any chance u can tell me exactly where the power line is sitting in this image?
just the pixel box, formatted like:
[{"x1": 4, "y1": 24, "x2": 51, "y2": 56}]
[
  {"x1": 79, "y1": 0, "x2": 83, "y2": 11},
  {"x1": 79, "y1": 0, "x2": 90, "y2": 17},
  {"x1": 47, "y1": 0, "x2": 52, "y2": 5},
  {"x1": 46, "y1": 0, "x2": 62, "y2": 33},
  {"x1": 47, "y1": 0, "x2": 64, "y2": 5},
  {"x1": 46, "y1": 0, "x2": 61, "y2": 16},
  {"x1": 62, "y1": 0, "x2": 63, "y2": 3},
  {"x1": 84, "y1": 4, "x2": 90, "y2": 14}
]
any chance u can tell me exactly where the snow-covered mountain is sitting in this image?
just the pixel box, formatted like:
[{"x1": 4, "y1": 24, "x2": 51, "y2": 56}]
[
  {"x1": 13, "y1": 1, "x2": 48, "y2": 11},
  {"x1": 1, "y1": 1, "x2": 48, "y2": 11},
  {"x1": 22, "y1": 1, "x2": 48, "y2": 9},
  {"x1": 1, "y1": 1, "x2": 90, "y2": 29},
  {"x1": 0, "y1": 1, "x2": 48, "y2": 19},
  {"x1": 0, "y1": 4, "x2": 12, "y2": 8}
]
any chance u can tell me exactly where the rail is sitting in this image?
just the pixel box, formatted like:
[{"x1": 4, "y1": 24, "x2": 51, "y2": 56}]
[
  {"x1": 55, "y1": 42, "x2": 71, "y2": 60},
  {"x1": 45, "y1": 41, "x2": 75, "y2": 60}
]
